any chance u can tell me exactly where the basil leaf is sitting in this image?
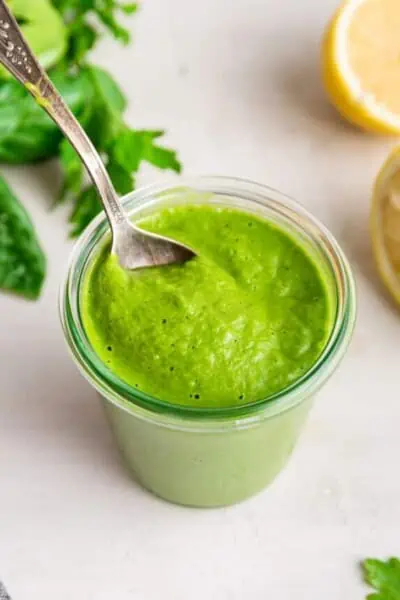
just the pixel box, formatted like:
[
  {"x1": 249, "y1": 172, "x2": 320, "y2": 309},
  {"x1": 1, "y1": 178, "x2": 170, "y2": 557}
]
[
  {"x1": 0, "y1": 68, "x2": 94, "y2": 164},
  {"x1": 0, "y1": 177, "x2": 46, "y2": 299}
]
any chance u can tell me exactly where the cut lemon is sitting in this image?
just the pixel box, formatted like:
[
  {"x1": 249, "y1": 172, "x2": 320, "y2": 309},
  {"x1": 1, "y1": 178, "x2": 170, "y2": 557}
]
[
  {"x1": 323, "y1": 0, "x2": 400, "y2": 134},
  {"x1": 371, "y1": 147, "x2": 400, "y2": 304}
]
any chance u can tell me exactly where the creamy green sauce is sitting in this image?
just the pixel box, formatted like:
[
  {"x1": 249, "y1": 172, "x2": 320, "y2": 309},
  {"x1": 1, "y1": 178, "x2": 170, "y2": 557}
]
[{"x1": 81, "y1": 205, "x2": 334, "y2": 409}]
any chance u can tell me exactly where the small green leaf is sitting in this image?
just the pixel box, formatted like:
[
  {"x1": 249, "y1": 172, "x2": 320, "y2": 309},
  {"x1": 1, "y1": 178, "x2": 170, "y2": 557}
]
[
  {"x1": 144, "y1": 130, "x2": 165, "y2": 140},
  {"x1": 363, "y1": 558, "x2": 400, "y2": 600},
  {"x1": 97, "y1": 8, "x2": 130, "y2": 44},
  {"x1": 109, "y1": 129, "x2": 144, "y2": 172},
  {"x1": 0, "y1": 176, "x2": 46, "y2": 299},
  {"x1": 108, "y1": 128, "x2": 181, "y2": 175},
  {"x1": 67, "y1": 21, "x2": 98, "y2": 63},
  {"x1": 86, "y1": 65, "x2": 127, "y2": 114},
  {"x1": 51, "y1": 0, "x2": 137, "y2": 61},
  {"x1": 120, "y1": 3, "x2": 138, "y2": 15},
  {"x1": 69, "y1": 186, "x2": 101, "y2": 237},
  {"x1": 143, "y1": 142, "x2": 182, "y2": 173},
  {"x1": 79, "y1": 66, "x2": 126, "y2": 150},
  {"x1": 108, "y1": 160, "x2": 134, "y2": 195},
  {"x1": 140, "y1": 129, "x2": 182, "y2": 173},
  {"x1": 58, "y1": 139, "x2": 84, "y2": 203},
  {"x1": 0, "y1": 82, "x2": 26, "y2": 103}
]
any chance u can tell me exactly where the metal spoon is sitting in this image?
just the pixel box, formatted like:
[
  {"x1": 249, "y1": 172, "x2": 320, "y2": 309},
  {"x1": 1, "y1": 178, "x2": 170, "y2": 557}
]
[{"x1": 0, "y1": 0, "x2": 195, "y2": 269}]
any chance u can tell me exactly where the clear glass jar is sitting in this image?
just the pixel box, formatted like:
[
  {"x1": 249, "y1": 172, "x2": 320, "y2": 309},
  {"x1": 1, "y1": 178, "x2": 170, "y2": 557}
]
[{"x1": 60, "y1": 177, "x2": 356, "y2": 507}]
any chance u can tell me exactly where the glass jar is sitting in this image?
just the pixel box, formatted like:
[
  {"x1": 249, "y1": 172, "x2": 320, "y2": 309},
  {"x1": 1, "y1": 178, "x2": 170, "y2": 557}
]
[{"x1": 60, "y1": 177, "x2": 356, "y2": 507}]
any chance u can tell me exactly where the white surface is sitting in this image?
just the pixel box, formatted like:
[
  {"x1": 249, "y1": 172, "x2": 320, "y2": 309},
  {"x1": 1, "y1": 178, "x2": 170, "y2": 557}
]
[{"x1": 1, "y1": 0, "x2": 399, "y2": 598}]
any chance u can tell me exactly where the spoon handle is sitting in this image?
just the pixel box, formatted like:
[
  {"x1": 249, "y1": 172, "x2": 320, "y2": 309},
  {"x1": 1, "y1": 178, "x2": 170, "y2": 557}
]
[{"x1": 0, "y1": 0, "x2": 127, "y2": 228}]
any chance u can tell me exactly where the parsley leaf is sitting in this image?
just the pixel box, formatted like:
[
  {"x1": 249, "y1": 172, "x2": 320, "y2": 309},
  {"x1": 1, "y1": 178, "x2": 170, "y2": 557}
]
[
  {"x1": 120, "y1": 3, "x2": 139, "y2": 15},
  {"x1": 142, "y1": 132, "x2": 182, "y2": 172},
  {"x1": 69, "y1": 186, "x2": 101, "y2": 237},
  {"x1": 54, "y1": 66, "x2": 182, "y2": 237},
  {"x1": 51, "y1": 0, "x2": 138, "y2": 63},
  {"x1": 107, "y1": 129, "x2": 181, "y2": 176},
  {"x1": 107, "y1": 160, "x2": 134, "y2": 195},
  {"x1": 58, "y1": 139, "x2": 84, "y2": 202},
  {"x1": 66, "y1": 21, "x2": 97, "y2": 64},
  {"x1": 86, "y1": 65, "x2": 127, "y2": 114},
  {"x1": 363, "y1": 558, "x2": 400, "y2": 600},
  {"x1": 0, "y1": 176, "x2": 46, "y2": 299},
  {"x1": 83, "y1": 65, "x2": 126, "y2": 148},
  {"x1": 66, "y1": 125, "x2": 181, "y2": 237}
]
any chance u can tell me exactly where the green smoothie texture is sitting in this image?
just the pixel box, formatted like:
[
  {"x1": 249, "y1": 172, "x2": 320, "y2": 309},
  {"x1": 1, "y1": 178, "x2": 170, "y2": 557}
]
[{"x1": 81, "y1": 205, "x2": 334, "y2": 409}]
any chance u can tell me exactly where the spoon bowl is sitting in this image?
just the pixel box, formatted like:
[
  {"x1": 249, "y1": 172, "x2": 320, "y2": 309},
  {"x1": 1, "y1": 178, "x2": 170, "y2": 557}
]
[{"x1": 114, "y1": 220, "x2": 194, "y2": 270}]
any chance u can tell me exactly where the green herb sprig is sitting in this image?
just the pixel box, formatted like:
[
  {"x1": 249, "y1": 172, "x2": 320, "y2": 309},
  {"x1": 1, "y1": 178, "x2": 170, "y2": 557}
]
[
  {"x1": 363, "y1": 557, "x2": 400, "y2": 600},
  {"x1": 0, "y1": 0, "x2": 181, "y2": 299}
]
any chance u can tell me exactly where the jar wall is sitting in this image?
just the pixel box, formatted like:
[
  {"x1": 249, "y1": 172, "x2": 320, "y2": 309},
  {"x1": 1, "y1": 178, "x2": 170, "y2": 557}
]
[{"x1": 103, "y1": 394, "x2": 314, "y2": 507}]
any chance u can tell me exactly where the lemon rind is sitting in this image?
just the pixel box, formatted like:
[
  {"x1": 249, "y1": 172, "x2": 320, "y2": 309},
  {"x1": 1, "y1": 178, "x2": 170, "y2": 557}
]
[
  {"x1": 323, "y1": 0, "x2": 400, "y2": 134},
  {"x1": 371, "y1": 148, "x2": 400, "y2": 304}
]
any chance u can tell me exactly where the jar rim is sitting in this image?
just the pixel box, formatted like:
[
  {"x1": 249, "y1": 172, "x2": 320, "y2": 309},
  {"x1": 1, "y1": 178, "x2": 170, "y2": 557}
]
[{"x1": 59, "y1": 176, "x2": 356, "y2": 426}]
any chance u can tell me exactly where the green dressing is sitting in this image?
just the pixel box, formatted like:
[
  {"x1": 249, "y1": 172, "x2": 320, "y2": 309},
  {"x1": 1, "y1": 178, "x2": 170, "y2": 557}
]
[{"x1": 81, "y1": 205, "x2": 333, "y2": 409}]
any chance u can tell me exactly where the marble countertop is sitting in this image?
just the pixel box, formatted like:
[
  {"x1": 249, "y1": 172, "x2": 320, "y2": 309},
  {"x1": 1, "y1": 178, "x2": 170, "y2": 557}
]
[{"x1": 1, "y1": 0, "x2": 399, "y2": 598}]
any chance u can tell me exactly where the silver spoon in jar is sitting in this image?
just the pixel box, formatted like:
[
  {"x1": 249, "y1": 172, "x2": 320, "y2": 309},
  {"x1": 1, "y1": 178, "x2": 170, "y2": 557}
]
[{"x1": 0, "y1": 0, "x2": 195, "y2": 270}]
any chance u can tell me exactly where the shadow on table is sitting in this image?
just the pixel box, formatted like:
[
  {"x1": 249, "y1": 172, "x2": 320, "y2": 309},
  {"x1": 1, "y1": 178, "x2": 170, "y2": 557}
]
[
  {"x1": 249, "y1": 30, "x2": 371, "y2": 140},
  {"x1": 334, "y1": 203, "x2": 400, "y2": 317},
  {"x1": 277, "y1": 57, "x2": 345, "y2": 131}
]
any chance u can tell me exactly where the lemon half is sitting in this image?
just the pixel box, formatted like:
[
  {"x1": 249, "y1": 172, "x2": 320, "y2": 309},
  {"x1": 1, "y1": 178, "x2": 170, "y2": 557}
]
[{"x1": 323, "y1": 0, "x2": 400, "y2": 134}]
